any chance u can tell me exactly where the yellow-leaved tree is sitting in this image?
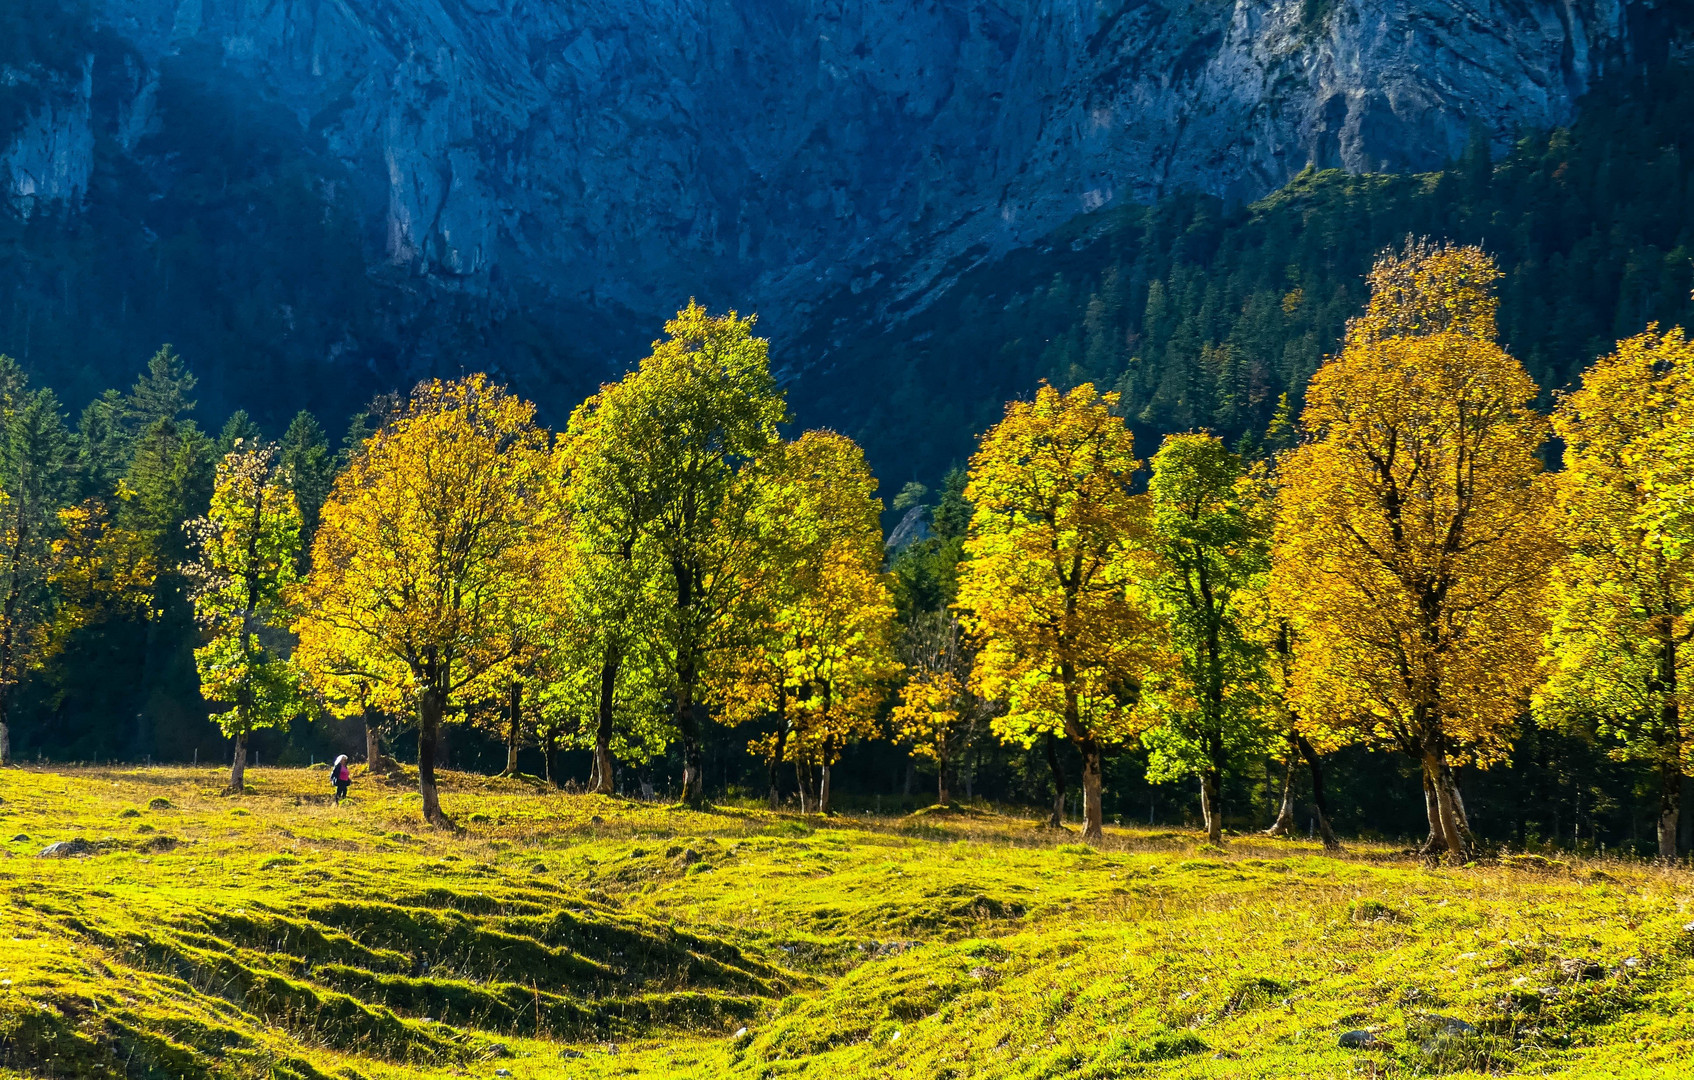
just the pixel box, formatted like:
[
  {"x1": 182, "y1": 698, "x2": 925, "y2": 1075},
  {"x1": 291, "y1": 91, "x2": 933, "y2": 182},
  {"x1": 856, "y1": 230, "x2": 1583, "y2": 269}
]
[
  {"x1": 293, "y1": 376, "x2": 554, "y2": 827},
  {"x1": 713, "y1": 429, "x2": 898, "y2": 814},
  {"x1": 1273, "y1": 242, "x2": 1557, "y2": 860},
  {"x1": 957, "y1": 383, "x2": 1165, "y2": 842},
  {"x1": 1540, "y1": 327, "x2": 1694, "y2": 858}
]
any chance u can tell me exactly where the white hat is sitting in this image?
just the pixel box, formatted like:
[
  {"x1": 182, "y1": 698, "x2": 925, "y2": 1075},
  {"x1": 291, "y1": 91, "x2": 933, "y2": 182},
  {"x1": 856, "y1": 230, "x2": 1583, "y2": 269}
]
[{"x1": 333, "y1": 755, "x2": 348, "y2": 766}]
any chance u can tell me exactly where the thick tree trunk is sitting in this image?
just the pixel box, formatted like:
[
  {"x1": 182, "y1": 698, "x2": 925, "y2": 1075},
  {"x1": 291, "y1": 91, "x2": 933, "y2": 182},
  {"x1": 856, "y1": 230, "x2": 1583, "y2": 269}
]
[
  {"x1": 591, "y1": 652, "x2": 618, "y2": 795},
  {"x1": 1295, "y1": 733, "x2": 1341, "y2": 850},
  {"x1": 227, "y1": 728, "x2": 248, "y2": 794},
  {"x1": 1080, "y1": 740, "x2": 1104, "y2": 843},
  {"x1": 820, "y1": 762, "x2": 833, "y2": 815},
  {"x1": 1421, "y1": 770, "x2": 1443, "y2": 852},
  {"x1": 0, "y1": 721, "x2": 9, "y2": 767},
  {"x1": 418, "y1": 691, "x2": 451, "y2": 827},
  {"x1": 1264, "y1": 749, "x2": 1297, "y2": 836},
  {"x1": 364, "y1": 712, "x2": 383, "y2": 771},
  {"x1": 1200, "y1": 769, "x2": 1224, "y2": 845},
  {"x1": 1424, "y1": 751, "x2": 1468, "y2": 862},
  {"x1": 1660, "y1": 752, "x2": 1682, "y2": 861},
  {"x1": 1046, "y1": 732, "x2": 1066, "y2": 828},
  {"x1": 503, "y1": 682, "x2": 522, "y2": 776},
  {"x1": 677, "y1": 675, "x2": 706, "y2": 808}
]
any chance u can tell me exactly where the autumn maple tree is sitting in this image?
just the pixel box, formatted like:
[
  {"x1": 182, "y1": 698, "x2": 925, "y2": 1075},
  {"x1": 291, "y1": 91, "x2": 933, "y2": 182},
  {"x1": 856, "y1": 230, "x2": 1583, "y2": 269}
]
[
  {"x1": 957, "y1": 382, "x2": 1165, "y2": 842},
  {"x1": 293, "y1": 376, "x2": 552, "y2": 826},
  {"x1": 1272, "y1": 242, "x2": 1557, "y2": 860},
  {"x1": 1539, "y1": 327, "x2": 1694, "y2": 858},
  {"x1": 185, "y1": 442, "x2": 303, "y2": 794}
]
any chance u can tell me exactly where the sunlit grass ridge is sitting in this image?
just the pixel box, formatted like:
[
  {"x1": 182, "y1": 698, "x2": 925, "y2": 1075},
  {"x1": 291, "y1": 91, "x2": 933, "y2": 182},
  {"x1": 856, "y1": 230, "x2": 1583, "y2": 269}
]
[{"x1": 1, "y1": 767, "x2": 1691, "y2": 1078}]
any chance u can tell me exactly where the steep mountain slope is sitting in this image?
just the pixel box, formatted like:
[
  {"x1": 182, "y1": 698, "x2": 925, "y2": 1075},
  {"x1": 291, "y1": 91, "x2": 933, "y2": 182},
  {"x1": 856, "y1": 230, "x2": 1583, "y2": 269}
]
[{"x1": 0, "y1": 1, "x2": 1653, "y2": 450}]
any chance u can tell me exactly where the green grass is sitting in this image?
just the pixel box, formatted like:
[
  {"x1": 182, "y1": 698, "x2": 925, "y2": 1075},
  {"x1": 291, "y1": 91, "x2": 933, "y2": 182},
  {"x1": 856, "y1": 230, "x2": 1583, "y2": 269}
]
[{"x1": 0, "y1": 768, "x2": 1691, "y2": 1077}]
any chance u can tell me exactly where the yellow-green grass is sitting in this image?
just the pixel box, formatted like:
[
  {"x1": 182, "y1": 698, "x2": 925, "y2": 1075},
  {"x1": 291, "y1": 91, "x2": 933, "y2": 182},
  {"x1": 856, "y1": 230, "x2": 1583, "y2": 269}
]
[{"x1": 0, "y1": 767, "x2": 1690, "y2": 1078}]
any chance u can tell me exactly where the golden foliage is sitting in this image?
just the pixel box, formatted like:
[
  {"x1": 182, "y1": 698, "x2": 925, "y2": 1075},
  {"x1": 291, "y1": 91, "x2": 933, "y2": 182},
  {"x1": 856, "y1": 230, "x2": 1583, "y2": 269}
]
[
  {"x1": 1273, "y1": 245, "x2": 1555, "y2": 779},
  {"x1": 1539, "y1": 328, "x2": 1694, "y2": 854}
]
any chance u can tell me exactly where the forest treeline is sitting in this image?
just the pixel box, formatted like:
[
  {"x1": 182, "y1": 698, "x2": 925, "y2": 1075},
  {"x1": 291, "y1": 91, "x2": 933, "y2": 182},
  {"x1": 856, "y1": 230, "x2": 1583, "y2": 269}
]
[
  {"x1": 5, "y1": 244, "x2": 1694, "y2": 862},
  {"x1": 800, "y1": 59, "x2": 1694, "y2": 489}
]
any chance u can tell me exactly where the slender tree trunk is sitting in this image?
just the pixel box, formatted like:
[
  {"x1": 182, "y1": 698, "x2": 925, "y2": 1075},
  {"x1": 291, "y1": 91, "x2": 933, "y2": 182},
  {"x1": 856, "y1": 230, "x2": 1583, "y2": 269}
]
[
  {"x1": 592, "y1": 651, "x2": 618, "y2": 795},
  {"x1": 937, "y1": 751, "x2": 950, "y2": 807},
  {"x1": 1657, "y1": 640, "x2": 1682, "y2": 860},
  {"x1": 228, "y1": 727, "x2": 248, "y2": 794},
  {"x1": 1200, "y1": 769, "x2": 1224, "y2": 845},
  {"x1": 418, "y1": 689, "x2": 451, "y2": 827},
  {"x1": 768, "y1": 689, "x2": 788, "y2": 811},
  {"x1": 503, "y1": 681, "x2": 522, "y2": 776},
  {"x1": 1264, "y1": 747, "x2": 1297, "y2": 836},
  {"x1": 1046, "y1": 732, "x2": 1066, "y2": 828},
  {"x1": 543, "y1": 732, "x2": 559, "y2": 789},
  {"x1": 1079, "y1": 739, "x2": 1104, "y2": 843},
  {"x1": 1294, "y1": 732, "x2": 1341, "y2": 850},
  {"x1": 0, "y1": 720, "x2": 8, "y2": 767}
]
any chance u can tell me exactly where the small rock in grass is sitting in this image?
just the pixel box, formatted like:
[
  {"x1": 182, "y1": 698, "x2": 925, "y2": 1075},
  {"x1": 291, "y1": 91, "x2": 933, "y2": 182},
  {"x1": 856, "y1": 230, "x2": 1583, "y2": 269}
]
[
  {"x1": 1429, "y1": 1016, "x2": 1477, "y2": 1035},
  {"x1": 675, "y1": 848, "x2": 702, "y2": 867},
  {"x1": 1338, "y1": 1030, "x2": 1383, "y2": 1049},
  {"x1": 118, "y1": 808, "x2": 140, "y2": 818},
  {"x1": 733, "y1": 1027, "x2": 748, "y2": 1041},
  {"x1": 495, "y1": 1070, "x2": 512, "y2": 1077},
  {"x1": 589, "y1": 815, "x2": 604, "y2": 824},
  {"x1": 529, "y1": 861, "x2": 549, "y2": 874},
  {"x1": 147, "y1": 797, "x2": 172, "y2": 810},
  {"x1": 559, "y1": 1049, "x2": 584, "y2": 1059},
  {"x1": 38, "y1": 839, "x2": 96, "y2": 858},
  {"x1": 10, "y1": 835, "x2": 27, "y2": 843}
]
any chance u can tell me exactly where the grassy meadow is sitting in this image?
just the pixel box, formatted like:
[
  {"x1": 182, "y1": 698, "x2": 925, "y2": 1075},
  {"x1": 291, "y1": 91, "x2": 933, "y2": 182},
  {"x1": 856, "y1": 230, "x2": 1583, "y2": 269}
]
[{"x1": 0, "y1": 768, "x2": 1691, "y2": 1078}]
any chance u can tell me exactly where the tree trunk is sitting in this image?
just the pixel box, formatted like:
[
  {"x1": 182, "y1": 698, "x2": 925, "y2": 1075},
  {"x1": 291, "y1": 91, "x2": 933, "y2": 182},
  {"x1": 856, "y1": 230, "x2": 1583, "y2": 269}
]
[
  {"x1": 1264, "y1": 748, "x2": 1297, "y2": 836},
  {"x1": 418, "y1": 690, "x2": 451, "y2": 827},
  {"x1": 0, "y1": 721, "x2": 9, "y2": 767},
  {"x1": 1660, "y1": 751, "x2": 1682, "y2": 861},
  {"x1": 677, "y1": 674, "x2": 706, "y2": 808},
  {"x1": 1421, "y1": 769, "x2": 1443, "y2": 853},
  {"x1": 1046, "y1": 732, "x2": 1066, "y2": 828},
  {"x1": 1079, "y1": 740, "x2": 1104, "y2": 843},
  {"x1": 227, "y1": 728, "x2": 247, "y2": 794},
  {"x1": 820, "y1": 761, "x2": 833, "y2": 815},
  {"x1": 543, "y1": 732, "x2": 559, "y2": 789},
  {"x1": 768, "y1": 687, "x2": 788, "y2": 811},
  {"x1": 937, "y1": 753, "x2": 950, "y2": 808},
  {"x1": 591, "y1": 651, "x2": 618, "y2": 795},
  {"x1": 364, "y1": 711, "x2": 385, "y2": 772},
  {"x1": 1200, "y1": 769, "x2": 1224, "y2": 845},
  {"x1": 1424, "y1": 751, "x2": 1467, "y2": 862},
  {"x1": 503, "y1": 681, "x2": 522, "y2": 776},
  {"x1": 1294, "y1": 732, "x2": 1341, "y2": 850}
]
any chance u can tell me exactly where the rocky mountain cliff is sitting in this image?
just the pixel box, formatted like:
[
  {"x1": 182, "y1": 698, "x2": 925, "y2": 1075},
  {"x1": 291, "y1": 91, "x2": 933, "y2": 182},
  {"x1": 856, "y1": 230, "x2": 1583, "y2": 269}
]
[{"x1": 0, "y1": 0, "x2": 1662, "y2": 435}]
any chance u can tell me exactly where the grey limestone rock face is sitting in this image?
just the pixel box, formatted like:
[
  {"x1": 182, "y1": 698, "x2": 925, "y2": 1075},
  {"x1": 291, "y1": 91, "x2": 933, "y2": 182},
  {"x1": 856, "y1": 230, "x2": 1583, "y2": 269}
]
[{"x1": 1, "y1": 1, "x2": 1641, "y2": 349}]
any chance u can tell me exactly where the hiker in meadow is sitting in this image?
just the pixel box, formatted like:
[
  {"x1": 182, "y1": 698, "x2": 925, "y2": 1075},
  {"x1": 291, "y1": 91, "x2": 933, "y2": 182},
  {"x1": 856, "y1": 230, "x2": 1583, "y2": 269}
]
[{"x1": 331, "y1": 755, "x2": 352, "y2": 804}]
